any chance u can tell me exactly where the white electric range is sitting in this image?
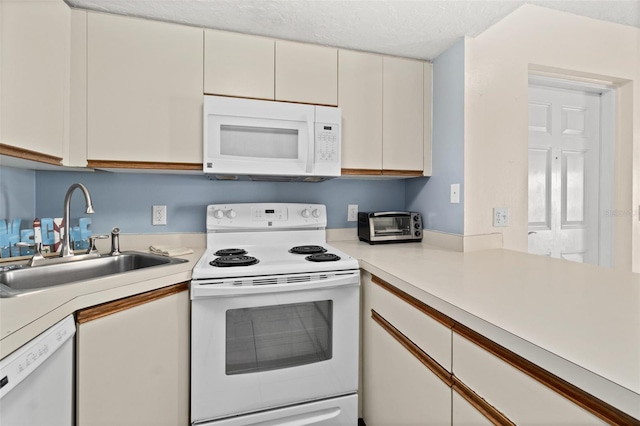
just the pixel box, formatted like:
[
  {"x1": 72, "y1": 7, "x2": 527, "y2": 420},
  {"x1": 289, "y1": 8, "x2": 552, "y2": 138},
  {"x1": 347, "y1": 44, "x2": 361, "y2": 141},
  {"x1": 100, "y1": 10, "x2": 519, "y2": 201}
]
[{"x1": 190, "y1": 203, "x2": 360, "y2": 426}]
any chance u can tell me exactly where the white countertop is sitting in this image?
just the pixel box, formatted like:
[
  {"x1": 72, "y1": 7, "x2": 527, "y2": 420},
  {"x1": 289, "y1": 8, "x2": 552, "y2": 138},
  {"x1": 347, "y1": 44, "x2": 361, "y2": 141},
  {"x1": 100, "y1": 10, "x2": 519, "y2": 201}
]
[
  {"x1": 331, "y1": 240, "x2": 640, "y2": 417},
  {"x1": 0, "y1": 247, "x2": 203, "y2": 359},
  {"x1": 2, "y1": 234, "x2": 638, "y2": 417}
]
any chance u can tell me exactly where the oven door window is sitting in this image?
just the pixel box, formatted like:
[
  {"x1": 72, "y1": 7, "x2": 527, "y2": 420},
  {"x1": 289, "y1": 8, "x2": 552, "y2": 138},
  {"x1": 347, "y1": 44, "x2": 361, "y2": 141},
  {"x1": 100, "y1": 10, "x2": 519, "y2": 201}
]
[{"x1": 225, "y1": 301, "x2": 333, "y2": 375}]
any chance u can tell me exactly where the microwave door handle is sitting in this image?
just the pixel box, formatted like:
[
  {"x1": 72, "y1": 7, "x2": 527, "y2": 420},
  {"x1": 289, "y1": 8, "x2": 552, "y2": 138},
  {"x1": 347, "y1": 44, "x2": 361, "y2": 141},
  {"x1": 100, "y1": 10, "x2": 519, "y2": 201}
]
[{"x1": 306, "y1": 120, "x2": 314, "y2": 173}]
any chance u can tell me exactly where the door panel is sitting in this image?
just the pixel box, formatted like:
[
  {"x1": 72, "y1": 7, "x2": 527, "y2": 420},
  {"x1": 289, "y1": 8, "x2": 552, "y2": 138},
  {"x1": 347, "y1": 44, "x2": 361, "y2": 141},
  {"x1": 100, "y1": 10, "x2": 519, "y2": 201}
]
[{"x1": 528, "y1": 86, "x2": 600, "y2": 264}]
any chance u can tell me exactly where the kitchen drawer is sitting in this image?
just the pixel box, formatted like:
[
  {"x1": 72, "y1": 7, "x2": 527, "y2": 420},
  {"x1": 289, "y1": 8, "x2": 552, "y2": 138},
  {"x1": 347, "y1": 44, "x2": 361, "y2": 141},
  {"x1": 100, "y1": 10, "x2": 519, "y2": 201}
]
[
  {"x1": 363, "y1": 272, "x2": 452, "y2": 371},
  {"x1": 452, "y1": 333, "x2": 605, "y2": 425}
]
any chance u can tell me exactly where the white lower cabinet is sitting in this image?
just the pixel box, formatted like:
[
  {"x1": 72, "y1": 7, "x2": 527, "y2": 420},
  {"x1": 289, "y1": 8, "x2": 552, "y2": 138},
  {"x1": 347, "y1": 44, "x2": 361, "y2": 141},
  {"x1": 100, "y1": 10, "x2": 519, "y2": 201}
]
[
  {"x1": 76, "y1": 284, "x2": 190, "y2": 426},
  {"x1": 452, "y1": 391, "x2": 492, "y2": 425},
  {"x1": 361, "y1": 272, "x2": 452, "y2": 425},
  {"x1": 452, "y1": 334, "x2": 605, "y2": 425}
]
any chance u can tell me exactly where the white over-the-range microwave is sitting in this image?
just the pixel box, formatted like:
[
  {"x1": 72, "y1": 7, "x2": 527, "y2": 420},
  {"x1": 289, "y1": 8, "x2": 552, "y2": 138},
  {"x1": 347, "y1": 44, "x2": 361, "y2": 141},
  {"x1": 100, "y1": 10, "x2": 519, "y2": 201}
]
[{"x1": 203, "y1": 95, "x2": 341, "y2": 182}]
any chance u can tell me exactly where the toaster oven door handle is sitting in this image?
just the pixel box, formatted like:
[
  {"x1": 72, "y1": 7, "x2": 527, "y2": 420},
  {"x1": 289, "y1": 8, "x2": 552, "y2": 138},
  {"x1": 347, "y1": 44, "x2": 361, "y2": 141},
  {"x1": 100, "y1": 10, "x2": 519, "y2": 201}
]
[{"x1": 371, "y1": 211, "x2": 410, "y2": 217}]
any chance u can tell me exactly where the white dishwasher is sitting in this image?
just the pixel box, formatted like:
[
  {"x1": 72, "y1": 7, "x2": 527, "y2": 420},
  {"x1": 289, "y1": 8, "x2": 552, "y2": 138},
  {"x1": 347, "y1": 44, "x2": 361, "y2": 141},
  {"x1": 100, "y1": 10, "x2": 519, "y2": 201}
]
[{"x1": 0, "y1": 315, "x2": 76, "y2": 426}]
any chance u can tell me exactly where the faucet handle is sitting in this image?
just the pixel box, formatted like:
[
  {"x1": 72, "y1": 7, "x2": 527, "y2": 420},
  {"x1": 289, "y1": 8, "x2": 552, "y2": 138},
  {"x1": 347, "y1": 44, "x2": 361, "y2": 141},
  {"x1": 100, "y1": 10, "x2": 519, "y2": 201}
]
[
  {"x1": 110, "y1": 227, "x2": 121, "y2": 256},
  {"x1": 87, "y1": 234, "x2": 109, "y2": 255},
  {"x1": 16, "y1": 241, "x2": 45, "y2": 267}
]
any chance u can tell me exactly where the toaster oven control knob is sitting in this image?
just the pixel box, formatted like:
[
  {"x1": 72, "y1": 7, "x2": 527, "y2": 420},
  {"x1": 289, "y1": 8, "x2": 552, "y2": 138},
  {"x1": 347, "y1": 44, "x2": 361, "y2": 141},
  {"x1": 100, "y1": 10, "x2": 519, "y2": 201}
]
[
  {"x1": 414, "y1": 222, "x2": 421, "y2": 229},
  {"x1": 213, "y1": 209, "x2": 224, "y2": 219},
  {"x1": 312, "y1": 209, "x2": 321, "y2": 218},
  {"x1": 225, "y1": 209, "x2": 237, "y2": 219},
  {"x1": 301, "y1": 209, "x2": 311, "y2": 218},
  {"x1": 415, "y1": 230, "x2": 422, "y2": 238}
]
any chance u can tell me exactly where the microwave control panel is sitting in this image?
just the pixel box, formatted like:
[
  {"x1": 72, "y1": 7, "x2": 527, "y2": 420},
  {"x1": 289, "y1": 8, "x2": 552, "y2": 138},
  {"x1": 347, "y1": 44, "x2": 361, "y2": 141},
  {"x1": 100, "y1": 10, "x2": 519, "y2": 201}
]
[{"x1": 314, "y1": 123, "x2": 339, "y2": 163}]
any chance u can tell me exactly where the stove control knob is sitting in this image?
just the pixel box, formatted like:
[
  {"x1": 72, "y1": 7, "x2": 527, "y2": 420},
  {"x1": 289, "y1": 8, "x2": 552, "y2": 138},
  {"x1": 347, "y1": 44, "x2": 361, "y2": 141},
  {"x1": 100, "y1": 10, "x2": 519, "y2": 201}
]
[
  {"x1": 312, "y1": 209, "x2": 321, "y2": 218},
  {"x1": 213, "y1": 209, "x2": 224, "y2": 219},
  {"x1": 301, "y1": 209, "x2": 311, "y2": 218},
  {"x1": 226, "y1": 209, "x2": 236, "y2": 219}
]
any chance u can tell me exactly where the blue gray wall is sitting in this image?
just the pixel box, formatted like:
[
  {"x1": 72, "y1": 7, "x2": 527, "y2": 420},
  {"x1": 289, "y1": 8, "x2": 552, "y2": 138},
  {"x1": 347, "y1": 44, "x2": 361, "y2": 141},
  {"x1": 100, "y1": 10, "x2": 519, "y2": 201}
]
[
  {"x1": 406, "y1": 39, "x2": 465, "y2": 235},
  {"x1": 0, "y1": 167, "x2": 35, "y2": 220},
  {"x1": 30, "y1": 171, "x2": 405, "y2": 234}
]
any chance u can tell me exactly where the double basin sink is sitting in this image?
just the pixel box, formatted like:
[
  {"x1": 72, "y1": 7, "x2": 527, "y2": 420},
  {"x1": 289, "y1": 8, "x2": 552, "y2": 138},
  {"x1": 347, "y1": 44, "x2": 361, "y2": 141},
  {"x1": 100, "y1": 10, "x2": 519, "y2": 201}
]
[{"x1": 0, "y1": 252, "x2": 188, "y2": 297}]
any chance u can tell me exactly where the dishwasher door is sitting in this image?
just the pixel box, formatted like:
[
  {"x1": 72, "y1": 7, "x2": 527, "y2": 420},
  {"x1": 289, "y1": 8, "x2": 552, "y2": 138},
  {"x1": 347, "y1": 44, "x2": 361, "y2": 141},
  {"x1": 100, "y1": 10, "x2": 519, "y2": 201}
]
[{"x1": 0, "y1": 315, "x2": 76, "y2": 426}]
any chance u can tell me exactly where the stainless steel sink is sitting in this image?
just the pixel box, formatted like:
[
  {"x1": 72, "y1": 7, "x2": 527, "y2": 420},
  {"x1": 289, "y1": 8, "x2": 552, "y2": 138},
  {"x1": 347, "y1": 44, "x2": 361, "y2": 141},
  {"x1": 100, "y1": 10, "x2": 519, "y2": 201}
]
[{"x1": 0, "y1": 252, "x2": 188, "y2": 297}]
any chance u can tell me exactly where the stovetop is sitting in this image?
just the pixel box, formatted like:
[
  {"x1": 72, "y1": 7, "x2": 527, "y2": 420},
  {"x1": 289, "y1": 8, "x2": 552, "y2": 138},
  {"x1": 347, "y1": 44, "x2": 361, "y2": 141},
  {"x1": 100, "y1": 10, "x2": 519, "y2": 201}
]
[
  {"x1": 192, "y1": 203, "x2": 359, "y2": 280},
  {"x1": 192, "y1": 242, "x2": 358, "y2": 279}
]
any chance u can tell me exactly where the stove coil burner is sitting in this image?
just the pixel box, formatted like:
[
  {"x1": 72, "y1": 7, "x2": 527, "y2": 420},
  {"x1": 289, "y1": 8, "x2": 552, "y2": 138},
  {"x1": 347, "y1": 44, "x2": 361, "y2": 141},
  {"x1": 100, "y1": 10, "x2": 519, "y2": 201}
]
[
  {"x1": 305, "y1": 253, "x2": 341, "y2": 262},
  {"x1": 289, "y1": 245, "x2": 327, "y2": 255},
  {"x1": 214, "y1": 248, "x2": 247, "y2": 256},
  {"x1": 210, "y1": 255, "x2": 259, "y2": 267}
]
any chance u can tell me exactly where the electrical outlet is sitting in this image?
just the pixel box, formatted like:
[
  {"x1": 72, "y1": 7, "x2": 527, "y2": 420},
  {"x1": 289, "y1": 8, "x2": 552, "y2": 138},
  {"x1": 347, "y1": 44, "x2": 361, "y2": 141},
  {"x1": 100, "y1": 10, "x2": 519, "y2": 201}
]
[
  {"x1": 348, "y1": 204, "x2": 358, "y2": 222},
  {"x1": 493, "y1": 207, "x2": 509, "y2": 227},
  {"x1": 450, "y1": 184, "x2": 460, "y2": 204},
  {"x1": 152, "y1": 205, "x2": 167, "y2": 226}
]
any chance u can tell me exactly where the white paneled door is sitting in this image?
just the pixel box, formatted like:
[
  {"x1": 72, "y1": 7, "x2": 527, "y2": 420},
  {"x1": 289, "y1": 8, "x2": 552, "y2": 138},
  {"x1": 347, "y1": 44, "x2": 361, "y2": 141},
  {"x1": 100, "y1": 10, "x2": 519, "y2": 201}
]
[{"x1": 528, "y1": 85, "x2": 601, "y2": 264}]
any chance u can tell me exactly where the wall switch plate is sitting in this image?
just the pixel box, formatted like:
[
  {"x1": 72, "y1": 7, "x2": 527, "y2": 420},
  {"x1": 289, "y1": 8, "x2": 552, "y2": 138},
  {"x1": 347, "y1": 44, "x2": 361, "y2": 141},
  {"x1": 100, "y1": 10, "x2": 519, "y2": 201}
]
[
  {"x1": 152, "y1": 205, "x2": 167, "y2": 226},
  {"x1": 493, "y1": 207, "x2": 509, "y2": 227},
  {"x1": 348, "y1": 204, "x2": 358, "y2": 222},
  {"x1": 450, "y1": 184, "x2": 460, "y2": 204}
]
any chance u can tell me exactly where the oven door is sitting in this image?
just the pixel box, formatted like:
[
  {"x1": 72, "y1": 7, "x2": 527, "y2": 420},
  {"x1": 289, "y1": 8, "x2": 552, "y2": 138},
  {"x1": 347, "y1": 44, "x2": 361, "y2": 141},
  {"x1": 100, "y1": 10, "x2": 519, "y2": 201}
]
[{"x1": 190, "y1": 271, "x2": 360, "y2": 424}]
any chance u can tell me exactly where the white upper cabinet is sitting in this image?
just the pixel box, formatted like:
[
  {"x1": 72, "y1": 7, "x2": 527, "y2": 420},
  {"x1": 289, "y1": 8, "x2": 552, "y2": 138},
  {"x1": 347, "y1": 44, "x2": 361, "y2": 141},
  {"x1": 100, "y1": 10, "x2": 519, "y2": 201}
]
[
  {"x1": 1, "y1": 0, "x2": 70, "y2": 164},
  {"x1": 424, "y1": 62, "x2": 433, "y2": 176},
  {"x1": 338, "y1": 50, "x2": 383, "y2": 171},
  {"x1": 382, "y1": 56, "x2": 424, "y2": 172},
  {"x1": 204, "y1": 30, "x2": 275, "y2": 100},
  {"x1": 275, "y1": 40, "x2": 338, "y2": 106},
  {"x1": 87, "y1": 12, "x2": 203, "y2": 167},
  {"x1": 338, "y1": 51, "x2": 428, "y2": 175}
]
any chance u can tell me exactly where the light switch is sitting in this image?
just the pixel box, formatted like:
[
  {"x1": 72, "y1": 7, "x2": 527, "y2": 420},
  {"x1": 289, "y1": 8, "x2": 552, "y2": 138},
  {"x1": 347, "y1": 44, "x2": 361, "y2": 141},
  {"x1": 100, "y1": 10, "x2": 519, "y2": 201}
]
[{"x1": 450, "y1": 184, "x2": 460, "y2": 204}]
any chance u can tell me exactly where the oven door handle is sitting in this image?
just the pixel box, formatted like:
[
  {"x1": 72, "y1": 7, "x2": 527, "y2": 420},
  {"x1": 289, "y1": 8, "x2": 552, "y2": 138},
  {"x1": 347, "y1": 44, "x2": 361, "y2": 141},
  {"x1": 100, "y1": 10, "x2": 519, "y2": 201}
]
[{"x1": 191, "y1": 272, "x2": 359, "y2": 298}]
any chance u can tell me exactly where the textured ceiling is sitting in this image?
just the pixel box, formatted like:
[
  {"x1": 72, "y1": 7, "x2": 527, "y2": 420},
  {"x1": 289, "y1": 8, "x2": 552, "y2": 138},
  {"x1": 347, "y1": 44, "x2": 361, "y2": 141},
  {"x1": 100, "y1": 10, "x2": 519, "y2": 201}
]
[{"x1": 63, "y1": 0, "x2": 640, "y2": 60}]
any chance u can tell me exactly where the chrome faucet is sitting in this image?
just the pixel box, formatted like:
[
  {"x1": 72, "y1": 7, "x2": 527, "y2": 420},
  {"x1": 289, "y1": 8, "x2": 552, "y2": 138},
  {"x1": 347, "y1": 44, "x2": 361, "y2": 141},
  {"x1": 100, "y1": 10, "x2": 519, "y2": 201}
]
[{"x1": 61, "y1": 183, "x2": 95, "y2": 258}]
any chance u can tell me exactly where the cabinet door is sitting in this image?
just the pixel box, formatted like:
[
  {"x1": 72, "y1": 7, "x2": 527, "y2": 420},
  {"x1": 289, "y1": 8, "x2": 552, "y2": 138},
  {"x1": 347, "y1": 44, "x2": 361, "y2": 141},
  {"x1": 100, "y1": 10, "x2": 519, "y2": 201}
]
[
  {"x1": 275, "y1": 40, "x2": 337, "y2": 106},
  {"x1": 362, "y1": 273, "x2": 451, "y2": 425},
  {"x1": 363, "y1": 310, "x2": 451, "y2": 425},
  {"x1": 87, "y1": 13, "x2": 203, "y2": 165},
  {"x1": 423, "y1": 62, "x2": 433, "y2": 176},
  {"x1": 204, "y1": 30, "x2": 274, "y2": 100},
  {"x1": 1, "y1": 0, "x2": 69, "y2": 163},
  {"x1": 76, "y1": 285, "x2": 189, "y2": 426},
  {"x1": 452, "y1": 391, "x2": 493, "y2": 425},
  {"x1": 382, "y1": 56, "x2": 424, "y2": 171},
  {"x1": 338, "y1": 50, "x2": 383, "y2": 171},
  {"x1": 452, "y1": 334, "x2": 605, "y2": 425}
]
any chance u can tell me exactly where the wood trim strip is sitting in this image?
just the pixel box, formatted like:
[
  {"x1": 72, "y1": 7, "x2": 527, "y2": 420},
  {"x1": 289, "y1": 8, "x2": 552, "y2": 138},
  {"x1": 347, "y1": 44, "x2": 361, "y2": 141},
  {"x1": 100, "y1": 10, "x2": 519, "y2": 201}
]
[
  {"x1": 86, "y1": 160, "x2": 202, "y2": 171},
  {"x1": 452, "y1": 378, "x2": 515, "y2": 426},
  {"x1": 371, "y1": 274, "x2": 455, "y2": 328},
  {"x1": 381, "y1": 169, "x2": 423, "y2": 177},
  {"x1": 452, "y1": 322, "x2": 640, "y2": 426},
  {"x1": 341, "y1": 168, "x2": 383, "y2": 176},
  {"x1": 371, "y1": 309, "x2": 454, "y2": 387},
  {"x1": 371, "y1": 274, "x2": 640, "y2": 425},
  {"x1": 76, "y1": 282, "x2": 189, "y2": 324},
  {"x1": 0, "y1": 144, "x2": 63, "y2": 166}
]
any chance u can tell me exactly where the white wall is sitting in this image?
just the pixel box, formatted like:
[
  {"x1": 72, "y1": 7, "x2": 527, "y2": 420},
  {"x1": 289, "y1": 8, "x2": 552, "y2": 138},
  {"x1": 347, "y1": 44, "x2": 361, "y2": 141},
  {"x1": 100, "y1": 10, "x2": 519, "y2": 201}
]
[{"x1": 463, "y1": 4, "x2": 640, "y2": 272}]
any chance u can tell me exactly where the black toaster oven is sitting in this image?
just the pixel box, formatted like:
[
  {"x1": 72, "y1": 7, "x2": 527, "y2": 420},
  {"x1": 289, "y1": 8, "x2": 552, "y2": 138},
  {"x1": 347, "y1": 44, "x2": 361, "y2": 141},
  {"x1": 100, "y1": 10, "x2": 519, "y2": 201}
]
[{"x1": 357, "y1": 211, "x2": 422, "y2": 244}]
